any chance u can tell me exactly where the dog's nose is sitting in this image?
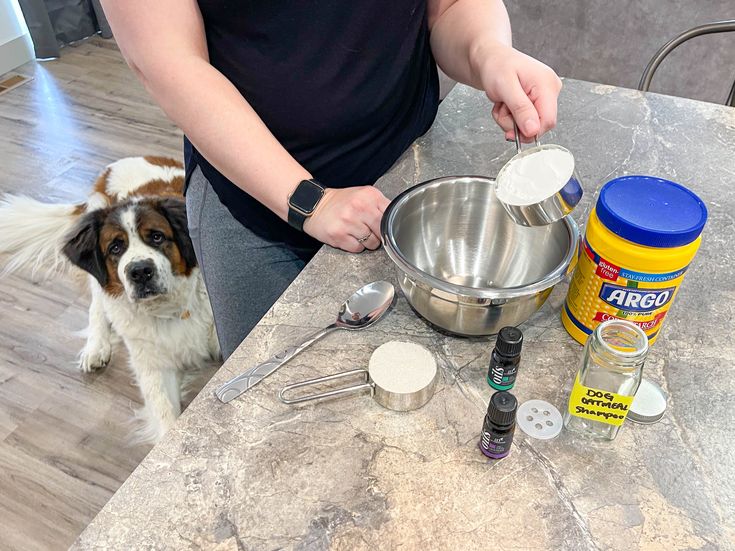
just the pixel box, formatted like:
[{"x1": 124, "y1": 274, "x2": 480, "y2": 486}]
[{"x1": 127, "y1": 260, "x2": 155, "y2": 283}]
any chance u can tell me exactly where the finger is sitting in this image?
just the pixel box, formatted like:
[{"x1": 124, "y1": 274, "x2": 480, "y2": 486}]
[
  {"x1": 492, "y1": 102, "x2": 512, "y2": 132},
  {"x1": 352, "y1": 225, "x2": 380, "y2": 250},
  {"x1": 365, "y1": 186, "x2": 390, "y2": 214},
  {"x1": 529, "y1": 82, "x2": 560, "y2": 137},
  {"x1": 509, "y1": 130, "x2": 536, "y2": 144},
  {"x1": 344, "y1": 212, "x2": 374, "y2": 240},
  {"x1": 340, "y1": 238, "x2": 364, "y2": 254},
  {"x1": 496, "y1": 75, "x2": 541, "y2": 138},
  {"x1": 376, "y1": 194, "x2": 390, "y2": 213},
  {"x1": 351, "y1": 222, "x2": 374, "y2": 245},
  {"x1": 364, "y1": 209, "x2": 383, "y2": 242},
  {"x1": 358, "y1": 215, "x2": 381, "y2": 250},
  {"x1": 362, "y1": 232, "x2": 381, "y2": 250},
  {"x1": 494, "y1": 103, "x2": 534, "y2": 143}
]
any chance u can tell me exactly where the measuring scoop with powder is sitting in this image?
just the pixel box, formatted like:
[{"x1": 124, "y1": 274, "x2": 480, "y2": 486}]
[{"x1": 495, "y1": 123, "x2": 583, "y2": 226}]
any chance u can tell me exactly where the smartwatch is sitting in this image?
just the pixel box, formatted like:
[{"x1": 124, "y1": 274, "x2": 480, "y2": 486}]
[{"x1": 287, "y1": 179, "x2": 325, "y2": 231}]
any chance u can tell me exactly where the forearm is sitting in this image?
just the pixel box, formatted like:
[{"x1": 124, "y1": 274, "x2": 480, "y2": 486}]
[
  {"x1": 429, "y1": 0, "x2": 512, "y2": 89},
  {"x1": 137, "y1": 57, "x2": 309, "y2": 221},
  {"x1": 102, "y1": 0, "x2": 308, "y2": 222}
]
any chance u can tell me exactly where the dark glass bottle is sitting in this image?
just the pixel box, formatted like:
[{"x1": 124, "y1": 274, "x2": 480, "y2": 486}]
[
  {"x1": 487, "y1": 326, "x2": 523, "y2": 391},
  {"x1": 479, "y1": 391, "x2": 518, "y2": 459}
]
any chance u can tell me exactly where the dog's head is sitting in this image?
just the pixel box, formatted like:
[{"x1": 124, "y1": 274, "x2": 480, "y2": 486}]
[{"x1": 63, "y1": 198, "x2": 197, "y2": 302}]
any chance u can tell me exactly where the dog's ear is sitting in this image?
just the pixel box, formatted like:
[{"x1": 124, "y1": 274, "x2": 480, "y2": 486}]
[
  {"x1": 63, "y1": 210, "x2": 108, "y2": 286},
  {"x1": 154, "y1": 198, "x2": 197, "y2": 270}
]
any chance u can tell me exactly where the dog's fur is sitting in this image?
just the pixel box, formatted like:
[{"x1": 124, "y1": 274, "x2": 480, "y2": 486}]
[{"x1": 0, "y1": 156, "x2": 220, "y2": 443}]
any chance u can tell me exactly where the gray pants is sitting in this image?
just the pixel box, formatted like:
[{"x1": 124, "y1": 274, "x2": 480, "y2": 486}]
[{"x1": 185, "y1": 167, "x2": 315, "y2": 359}]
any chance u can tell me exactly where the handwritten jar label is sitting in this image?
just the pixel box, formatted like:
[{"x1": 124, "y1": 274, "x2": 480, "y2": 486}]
[{"x1": 567, "y1": 374, "x2": 634, "y2": 426}]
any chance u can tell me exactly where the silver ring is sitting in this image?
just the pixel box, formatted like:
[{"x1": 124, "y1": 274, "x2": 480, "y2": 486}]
[{"x1": 356, "y1": 232, "x2": 372, "y2": 244}]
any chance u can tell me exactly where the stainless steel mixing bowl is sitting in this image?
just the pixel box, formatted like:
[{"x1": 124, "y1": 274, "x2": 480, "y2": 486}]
[{"x1": 381, "y1": 176, "x2": 579, "y2": 336}]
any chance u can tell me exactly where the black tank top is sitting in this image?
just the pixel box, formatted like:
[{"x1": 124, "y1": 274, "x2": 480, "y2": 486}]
[{"x1": 185, "y1": 1, "x2": 440, "y2": 253}]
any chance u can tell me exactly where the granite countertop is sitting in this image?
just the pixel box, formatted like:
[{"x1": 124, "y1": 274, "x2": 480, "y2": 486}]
[{"x1": 74, "y1": 80, "x2": 735, "y2": 550}]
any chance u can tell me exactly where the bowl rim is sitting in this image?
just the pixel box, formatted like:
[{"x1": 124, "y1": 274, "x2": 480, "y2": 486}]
[{"x1": 380, "y1": 176, "x2": 580, "y2": 300}]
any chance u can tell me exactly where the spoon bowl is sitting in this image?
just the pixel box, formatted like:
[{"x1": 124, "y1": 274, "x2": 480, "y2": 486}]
[{"x1": 335, "y1": 280, "x2": 395, "y2": 329}]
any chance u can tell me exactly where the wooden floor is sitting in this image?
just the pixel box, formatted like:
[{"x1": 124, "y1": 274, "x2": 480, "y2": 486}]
[{"x1": 0, "y1": 37, "x2": 191, "y2": 551}]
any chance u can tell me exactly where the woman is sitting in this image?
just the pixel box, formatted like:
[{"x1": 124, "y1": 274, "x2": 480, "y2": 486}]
[{"x1": 102, "y1": 0, "x2": 562, "y2": 358}]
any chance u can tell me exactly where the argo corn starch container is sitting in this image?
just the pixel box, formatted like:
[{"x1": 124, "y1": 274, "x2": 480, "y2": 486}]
[{"x1": 562, "y1": 176, "x2": 708, "y2": 345}]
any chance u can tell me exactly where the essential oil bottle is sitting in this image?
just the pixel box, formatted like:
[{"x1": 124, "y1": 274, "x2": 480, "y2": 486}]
[
  {"x1": 487, "y1": 326, "x2": 523, "y2": 391},
  {"x1": 479, "y1": 391, "x2": 518, "y2": 459}
]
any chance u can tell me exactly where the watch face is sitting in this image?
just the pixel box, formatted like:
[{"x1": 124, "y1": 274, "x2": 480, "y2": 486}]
[{"x1": 290, "y1": 180, "x2": 324, "y2": 214}]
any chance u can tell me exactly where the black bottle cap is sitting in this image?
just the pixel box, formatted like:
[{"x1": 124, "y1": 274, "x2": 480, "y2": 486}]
[
  {"x1": 495, "y1": 326, "x2": 523, "y2": 357},
  {"x1": 487, "y1": 391, "x2": 518, "y2": 426}
]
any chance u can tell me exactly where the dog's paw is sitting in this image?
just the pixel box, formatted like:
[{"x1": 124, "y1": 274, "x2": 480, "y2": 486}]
[
  {"x1": 131, "y1": 407, "x2": 176, "y2": 445},
  {"x1": 79, "y1": 340, "x2": 112, "y2": 372}
]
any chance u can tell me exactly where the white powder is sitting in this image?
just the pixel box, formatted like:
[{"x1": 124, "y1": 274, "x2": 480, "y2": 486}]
[
  {"x1": 496, "y1": 148, "x2": 575, "y2": 206},
  {"x1": 369, "y1": 341, "x2": 437, "y2": 394}
]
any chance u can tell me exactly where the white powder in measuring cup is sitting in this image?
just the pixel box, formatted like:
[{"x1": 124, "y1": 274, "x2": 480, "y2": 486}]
[
  {"x1": 369, "y1": 341, "x2": 437, "y2": 394},
  {"x1": 496, "y1": 148, "x2": 575, "y2": 206}
]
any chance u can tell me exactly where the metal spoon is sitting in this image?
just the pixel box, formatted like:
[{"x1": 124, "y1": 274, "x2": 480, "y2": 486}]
[{"x1": 215, "y1": 280, "x2": 395, "y2": 403}]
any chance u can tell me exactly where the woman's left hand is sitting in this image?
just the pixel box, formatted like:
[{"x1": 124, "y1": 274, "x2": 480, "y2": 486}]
[{"x1": 474, "y1": 42, "x2": 562, "y2": 142}]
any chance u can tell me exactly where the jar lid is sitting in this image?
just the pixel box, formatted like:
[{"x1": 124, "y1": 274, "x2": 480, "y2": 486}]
[
  {"x1": 517, "y1": 399, "x2": 563, "y2": 439},
  {"x1": 627, "y1": 379, "x2": 667, "y2": 424},
  {"x1": 596, "y1": 176, "x2": 707, "y2": 248}
]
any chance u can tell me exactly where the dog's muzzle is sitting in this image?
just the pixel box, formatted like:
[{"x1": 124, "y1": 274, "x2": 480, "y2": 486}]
[{"x1": 125, "y1": 259, "x2": 163, "y2": 299}]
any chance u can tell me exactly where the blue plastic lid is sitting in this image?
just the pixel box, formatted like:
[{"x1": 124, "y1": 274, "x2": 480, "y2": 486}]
[{"x1": 596, "y1": 176, "x2": 708, "y2": 248}]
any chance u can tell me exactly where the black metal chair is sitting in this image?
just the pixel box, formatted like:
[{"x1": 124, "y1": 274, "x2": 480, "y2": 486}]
[{"x1": 638, "y1": 20, "x2": 735, "y2": 106}]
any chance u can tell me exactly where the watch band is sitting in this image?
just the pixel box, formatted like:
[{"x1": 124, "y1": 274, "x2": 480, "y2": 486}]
[
  {"x1": 287, "y1": 179, "x2": 325, "y2": 232},
  {"x1": 287, "y1": 205, "x2": 308, "y2": 232}
]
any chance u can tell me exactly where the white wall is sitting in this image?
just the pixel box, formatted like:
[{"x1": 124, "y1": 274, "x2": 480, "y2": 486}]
[{"x1": 0, "y1": 0, "x2": 34, "y2": 75}]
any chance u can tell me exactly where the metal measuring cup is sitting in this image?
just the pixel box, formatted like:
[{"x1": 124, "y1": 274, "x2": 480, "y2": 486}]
[
  {"x1": 278, "y1": 342, "x2": 438, "y2": 412},
  {"x1": 495, "y1": 122, "x2": 583, "y2": 227}
]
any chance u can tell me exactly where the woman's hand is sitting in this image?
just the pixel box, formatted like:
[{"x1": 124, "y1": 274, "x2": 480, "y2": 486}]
[
  {"x1": 303, "y1": 186, "x2": 390, "y2": 253},
  {"x1": 477, "y1": 43, "x2": 562, "y2": 142},
  {"x1": 428, "y1": 0, "x2": 561, "y2": 142}
]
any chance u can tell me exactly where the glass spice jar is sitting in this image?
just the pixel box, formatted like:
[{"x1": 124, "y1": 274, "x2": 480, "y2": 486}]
[{"x1": 563, "y1": 319, "x2": 648, "y2": 440}]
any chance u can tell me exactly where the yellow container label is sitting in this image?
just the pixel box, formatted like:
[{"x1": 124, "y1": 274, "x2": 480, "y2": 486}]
[
  {"x1": 567, "y1": 373, "x2": 634, "y2": 426},
  {"x1": 562, "y1": 236, "x2": 690, "y2": 345}
]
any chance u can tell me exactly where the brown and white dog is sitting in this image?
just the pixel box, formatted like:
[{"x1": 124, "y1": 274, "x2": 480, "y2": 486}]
[{"x1": 0, "y1": 156, "x2": 220, "y2": 443}]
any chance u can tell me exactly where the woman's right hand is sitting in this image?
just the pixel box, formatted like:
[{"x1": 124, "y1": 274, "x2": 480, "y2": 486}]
[{"x1": 303, "y1": 186, "x2": 390, "y2": 253}]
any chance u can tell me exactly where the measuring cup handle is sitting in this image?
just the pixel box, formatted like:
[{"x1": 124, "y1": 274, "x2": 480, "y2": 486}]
[
  {"x1": 513, "y1": 121, "x2": 540, "y2": 152},
  {"x1": 278, "y1": 369, "x2": 373, "y2": 404}
]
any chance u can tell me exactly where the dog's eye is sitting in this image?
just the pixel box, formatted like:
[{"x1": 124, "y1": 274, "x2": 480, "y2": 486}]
[
  {"x1": 108, "y1": 240, "x2": 123, "y2": 255},
  {"x1": 150, "y1": 231, "x2": 165, "y2": 245}
]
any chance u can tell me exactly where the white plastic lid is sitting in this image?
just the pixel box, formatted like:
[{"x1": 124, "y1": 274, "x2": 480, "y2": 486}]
[
  {"x1": 627, "y1": 379, "x2": 667, "y2": 424},
  {"x1": 517, "y1": 399, "x2": 563, "y2": 440}
]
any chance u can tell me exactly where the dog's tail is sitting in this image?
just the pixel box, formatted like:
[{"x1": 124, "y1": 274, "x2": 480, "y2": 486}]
[{"x1": 0, "y1": 195, "x2": 85, "y2": 278}]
